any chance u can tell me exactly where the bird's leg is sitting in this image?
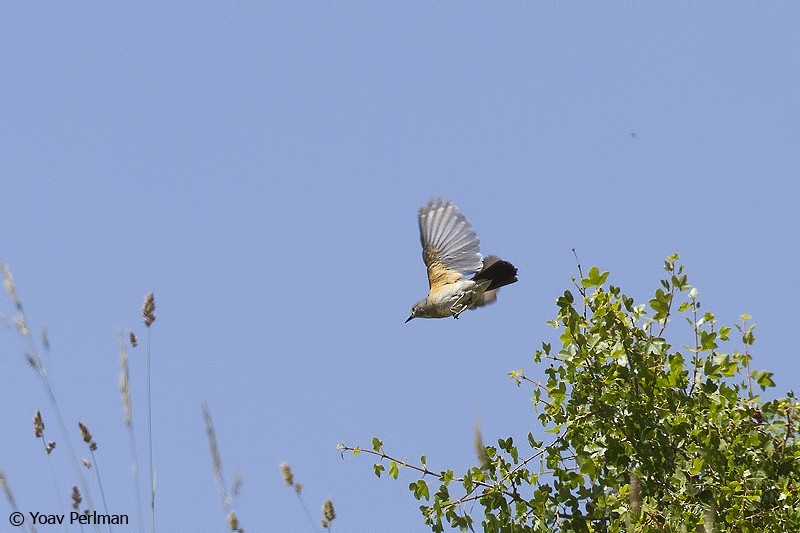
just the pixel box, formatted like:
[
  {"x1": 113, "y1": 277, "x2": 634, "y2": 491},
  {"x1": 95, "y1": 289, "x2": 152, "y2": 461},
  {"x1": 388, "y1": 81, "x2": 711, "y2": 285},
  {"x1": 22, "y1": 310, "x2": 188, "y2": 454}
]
[{"x1": 450, "y1": 293, "x2": 470, "y2": 318}]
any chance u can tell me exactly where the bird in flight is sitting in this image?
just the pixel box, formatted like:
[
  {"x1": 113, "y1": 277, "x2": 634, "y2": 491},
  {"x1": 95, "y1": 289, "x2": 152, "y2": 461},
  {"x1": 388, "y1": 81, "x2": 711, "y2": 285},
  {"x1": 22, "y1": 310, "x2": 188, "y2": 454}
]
[{"x1": 406, "y1": 199, "x2": 518, "y2": 322}]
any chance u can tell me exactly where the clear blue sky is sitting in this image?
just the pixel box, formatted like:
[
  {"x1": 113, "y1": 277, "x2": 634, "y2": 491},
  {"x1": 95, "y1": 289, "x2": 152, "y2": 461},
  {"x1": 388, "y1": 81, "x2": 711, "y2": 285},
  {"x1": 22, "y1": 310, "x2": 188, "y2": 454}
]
[{"x1": 2, "y1": 4, "x2": 798, "y2": 532}]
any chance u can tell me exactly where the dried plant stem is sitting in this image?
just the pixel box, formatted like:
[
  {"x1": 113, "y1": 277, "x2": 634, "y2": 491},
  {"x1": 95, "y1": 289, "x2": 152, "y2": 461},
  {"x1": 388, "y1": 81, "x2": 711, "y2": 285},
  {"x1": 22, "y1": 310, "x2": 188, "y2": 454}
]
[
  {"x1": 38, "y1": 434, "x2": 68, "y2": 530},
  {"x1": 1, "y1": 469, "x2": 38, "y2": 533},
  {"x1": 119, "y1": 333, "x2": 145, "y2": 533},
  {"x1": 87, "y1": 448, "x2": 112, "y2": 533},
  {"x1": 3, "y1": 261, "x2": 97, "y2": 530},
  {"x1": 26, "y1": 336, "x2": 98, "y2": 530},
  {"x1": 127, "y1": 427, "x2": 145, "y2": 533},
  {"x1": 321, "y1": 499, "x2": 336, "y2": 531},
  {"x1": 203, "y1": 404, "x2": 244, "y2": 532},
  {"x1": 280, "y1": 463, "x2": 319, "y2": 533},
  {"x1": 146, "y1": 327, "x2": 155, "y2": 533},
  {"x1": 140, "y1": 293, "x2": 156, "y2": 532},
  {"x1": 295, "y1": 492, "x2": 319, "y2": 533},
  {"x1": 203, "y1": 404, "x2": 227, "y2": 506}
]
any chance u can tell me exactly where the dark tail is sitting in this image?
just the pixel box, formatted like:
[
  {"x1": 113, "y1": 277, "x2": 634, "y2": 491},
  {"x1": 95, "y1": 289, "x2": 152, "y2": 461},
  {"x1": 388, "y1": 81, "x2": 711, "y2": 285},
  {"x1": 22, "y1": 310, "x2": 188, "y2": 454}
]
[{"x1": 472, "y1": 256, "x2": 518, "y2": 291}]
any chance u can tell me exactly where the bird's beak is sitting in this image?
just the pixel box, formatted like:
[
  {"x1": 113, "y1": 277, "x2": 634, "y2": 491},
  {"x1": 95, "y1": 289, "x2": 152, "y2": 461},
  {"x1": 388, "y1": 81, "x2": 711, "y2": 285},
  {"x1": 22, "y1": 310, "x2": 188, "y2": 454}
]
[{"x1": 405, "y1": 314, "x2": 414, "y2": 323}]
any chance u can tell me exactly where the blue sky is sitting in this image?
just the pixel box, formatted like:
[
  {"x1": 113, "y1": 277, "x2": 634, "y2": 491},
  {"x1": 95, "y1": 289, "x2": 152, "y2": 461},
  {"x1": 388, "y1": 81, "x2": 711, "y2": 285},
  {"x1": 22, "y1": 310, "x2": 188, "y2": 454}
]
[{"x1": 1, "y1": 4, "x2": 798, "y2": 532}]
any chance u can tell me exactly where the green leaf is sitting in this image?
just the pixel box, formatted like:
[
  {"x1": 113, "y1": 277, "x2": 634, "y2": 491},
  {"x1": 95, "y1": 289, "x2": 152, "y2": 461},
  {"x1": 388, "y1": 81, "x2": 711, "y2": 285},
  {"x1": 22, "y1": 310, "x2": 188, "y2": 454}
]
[
  {"x1": 410, "y1": 479, "x2": 430, "y2": 501},
  {"x1": 509, "y1": 443, "x2": 519, "y2": 463},
  {"x1": 742, "y1": 324, "x2": 755, "y2": 345},
  {"x1": 462, "y1": 469, "x2": 473, "y2": 492},
  {"x1": 372, "y1": 437, "x2": 383, "y2": 452},
  {"x1": 699, "y1": 330, "x2": 718, "y2": 351},
  {"x1": 752, "y1": 370, "x2": 775, "y2": 390},
  {"x1": 440, "y1": 470, "x2": 454, "y2": 485},
  {"x1": 579, "y1": 457, "x2": 597, "y2": 479},
  {"x1": 389, "y1": 460, "x2": 399, "y2": 479},
  {"x1": 689, "y1": 456, "x2": 705, "y2": 475},
  {"x1": 557, "y1": 290, "x2": 574, "y2": 306},
  {"x1": 672, "y1": 273, "x2": 690, "y2": 291},
  {"x1": 549, "y1": 381, "x2": 567, "y2": 405},
  {"x1": 373, "y1": 463, "x2": 385, "y2": 478},
  {"x1": 649, "y1": 289, "x2": 671, "y2": 319},
  {"x1": 581, "y1": 266, "x2": 610, "y2": 287}
]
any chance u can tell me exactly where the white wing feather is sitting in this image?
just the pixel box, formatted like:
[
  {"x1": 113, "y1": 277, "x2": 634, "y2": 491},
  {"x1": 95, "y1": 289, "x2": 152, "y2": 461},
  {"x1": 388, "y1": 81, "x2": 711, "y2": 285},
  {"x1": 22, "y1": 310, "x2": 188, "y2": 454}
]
[{"x1": 418, "y1": 199, "x2": 483, "y2": 278}]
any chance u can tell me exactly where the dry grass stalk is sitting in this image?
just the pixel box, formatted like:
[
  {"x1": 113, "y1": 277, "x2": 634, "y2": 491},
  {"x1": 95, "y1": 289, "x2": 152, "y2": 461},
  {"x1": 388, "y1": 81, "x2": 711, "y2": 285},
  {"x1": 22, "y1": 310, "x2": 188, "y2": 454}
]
[
  {"x1": 1, "y1": 259, "x2": 96, "y2": 514},
  {"x1": 78, "y1": 422, "x2": 97, "y2": 451},
  {"x1": 322, "y1": 499, "x2": 335, "y2": 521},
  {"x1": 40, "y1": 327, "x2": 49, "y2": 351},
  {"x1": 71, "y1": 486, "x2": 82, "y2": 510},
  {"x1": 34, "y1": 410, "x2": 44, "y2": 438},
  {"x1": 280, "y1": 462, "x2": 294, "y2": 486},
  {"x1": 119, "y1": 336, "x2": 132, "y2": 426},
  {"x1": 119, "y1": 333, "x2": 145, "y2": 533},
  {"x1": 142, "y1": 293, "x2": 156, "y2": 327},
  {"x1": 33, "y1": 410, "x2": 56, "y2": 453},
  {"x1": 280, "y1": 463, "x2": 319, "y2": 532},
  {"x1": 78, "y1": 422, "x2": 111, "y2": 521},
  {"x1": 0, "y1": 470, "x2": 17, "y2": 509},
  {"x1": 203, "y1": 404, "x2": 245, "y2": 531},
  {"x1": 231, "y1": 470, "x2": 243, "y2": 498},
  {"x1": 1, "y1": 260, "x2": 21, "y2": 309},
  {"x1": 203, "y1": 405, "x2": 224, "y2": 490}
]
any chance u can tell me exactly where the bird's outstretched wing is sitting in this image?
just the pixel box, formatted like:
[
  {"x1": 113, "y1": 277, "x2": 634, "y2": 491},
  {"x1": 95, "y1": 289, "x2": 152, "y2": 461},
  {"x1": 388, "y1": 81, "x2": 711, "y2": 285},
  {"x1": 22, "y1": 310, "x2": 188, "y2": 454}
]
[{"x1": 418, "y1": 199, "x2": 483, "y2": 289}]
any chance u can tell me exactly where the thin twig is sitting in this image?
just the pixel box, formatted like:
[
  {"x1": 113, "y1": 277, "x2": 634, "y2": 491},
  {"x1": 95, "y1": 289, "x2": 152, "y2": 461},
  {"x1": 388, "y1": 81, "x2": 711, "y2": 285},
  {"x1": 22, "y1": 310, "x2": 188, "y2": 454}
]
[
  {"x1": 742, "y1": 319, "x2": 754, "y2": 397},
  {"x1": 519, "y1": 374, "x2": 549, "y2": 392},
  {"x1": 571, "y1": 249, "x2": 588, "y2": 319},
  {"x1": 571, "y1": 249, "x2": 584, "y2": 281},
  {"x1": 688, "y1": 295, "x2": 700, "y2": 397},
  {"x1": 656, "y1": 264, "x2": 677, "y2": 339}
]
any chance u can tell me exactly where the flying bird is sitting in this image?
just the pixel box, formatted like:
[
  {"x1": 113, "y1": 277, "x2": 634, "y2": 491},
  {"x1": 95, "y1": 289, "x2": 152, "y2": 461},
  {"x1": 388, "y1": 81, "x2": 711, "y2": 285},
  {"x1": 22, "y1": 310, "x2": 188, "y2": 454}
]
[{"x1": 406, "y1": 199, "x2": 518, "y2": 322}]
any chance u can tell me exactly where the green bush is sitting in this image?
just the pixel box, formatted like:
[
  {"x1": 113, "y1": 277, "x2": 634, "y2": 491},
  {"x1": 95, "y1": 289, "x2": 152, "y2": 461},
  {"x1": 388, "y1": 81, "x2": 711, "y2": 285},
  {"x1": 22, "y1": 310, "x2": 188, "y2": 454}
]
[{"x1": 341, "y1": 255, "x2": 800, "y2": 532}]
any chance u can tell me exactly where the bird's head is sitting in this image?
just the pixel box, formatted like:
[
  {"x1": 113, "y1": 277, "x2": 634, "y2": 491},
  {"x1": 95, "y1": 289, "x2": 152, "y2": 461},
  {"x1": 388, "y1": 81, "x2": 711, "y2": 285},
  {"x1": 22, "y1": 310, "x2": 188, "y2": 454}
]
[{"x1": 405, "y1": 300, "x2": 425, "y2": 323}]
